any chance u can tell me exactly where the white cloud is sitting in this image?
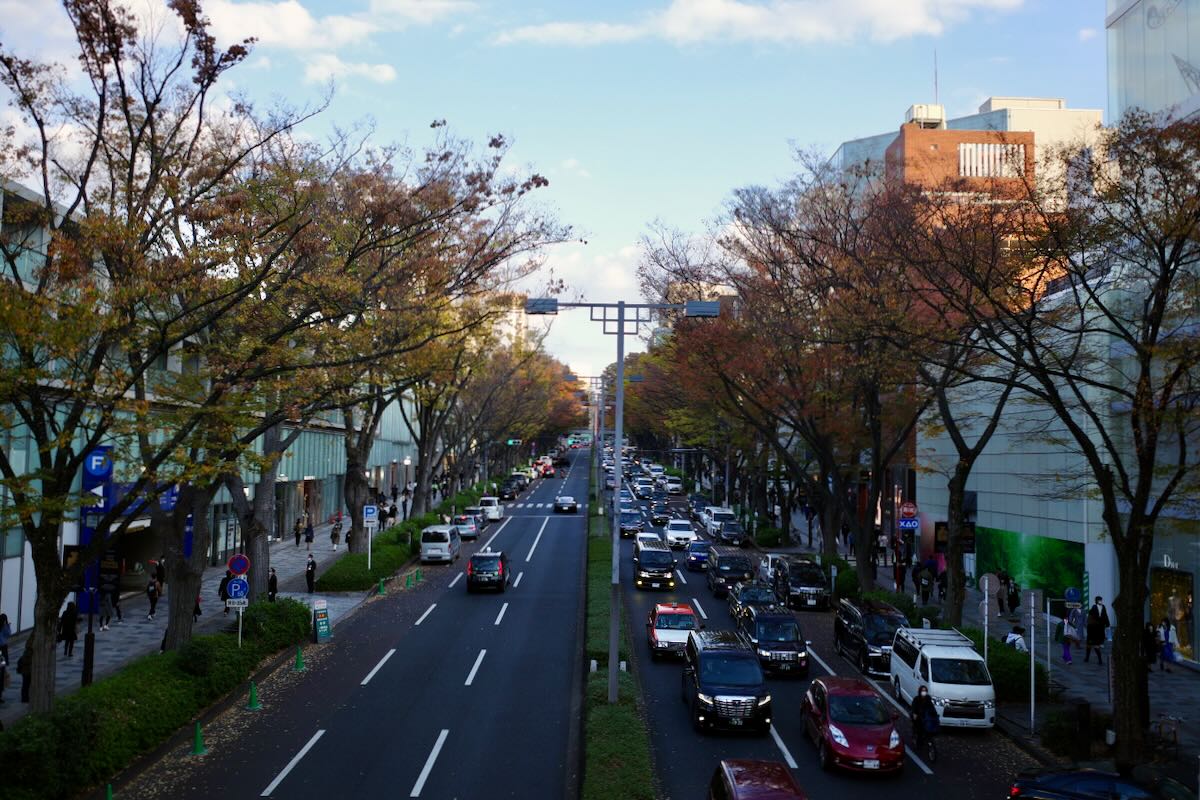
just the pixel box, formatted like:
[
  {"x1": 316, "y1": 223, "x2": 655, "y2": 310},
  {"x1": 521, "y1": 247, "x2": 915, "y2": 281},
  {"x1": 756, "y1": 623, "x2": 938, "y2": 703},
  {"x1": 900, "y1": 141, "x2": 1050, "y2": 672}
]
[
  {"x1": 304, "y1": 54, "x2": 398, "y2": 84},
  {"x1": 560, "y1": 158, "x2": 593, "y2": 179},
  {"x1": 367, "y1": 0, "x2": 475, "y2": 24},
  {"x1": 495, "y1": 0, "x2": 1025, "y2": 46},
  {"x1": 206, "y1": 0, "x2": 377, "y2": 51},
  {"x1": 1078, "y1": 27, "x2": 1098, "y2": 41}
]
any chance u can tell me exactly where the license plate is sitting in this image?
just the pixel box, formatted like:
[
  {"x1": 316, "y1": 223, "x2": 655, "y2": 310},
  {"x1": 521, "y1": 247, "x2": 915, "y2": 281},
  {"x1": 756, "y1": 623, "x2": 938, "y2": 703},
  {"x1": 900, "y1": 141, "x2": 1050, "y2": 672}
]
[
  {"x1": 863, "y1": 759, "x2": 880, "y2": 769},
  {"x1": 806, "y1": 598, "x2": 817, "y2": 605},
  {"x1": 779, "y1": 664, "x2": 792, "y2": 670},
  {"x1": 729, "y1": 718, "x2": 743, "y2": 726},
  {"x1": 650, "y1": 582, "x2": 660, "y2": 588}
]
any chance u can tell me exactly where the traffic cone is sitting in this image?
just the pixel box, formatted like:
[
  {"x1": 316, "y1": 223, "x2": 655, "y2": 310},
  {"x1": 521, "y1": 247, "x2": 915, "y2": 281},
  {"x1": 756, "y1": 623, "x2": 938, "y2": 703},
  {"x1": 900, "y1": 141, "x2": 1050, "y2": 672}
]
[
  {"x1": 405, "y1": 573, "x2": 412, "y2": 589},
  {"x1": 415, "y1": 568, "x2": 423, "y2": 583},
  {"x1": 293, "y1": 646, "x2": 305, "y2": 672},
  {"x1": 191, "y1": 721, "x2": 208, "y2": 756},
  {"x1": 246, "y1": 681, "x2": 262, "y2": 711},
  {"x1": 377, "y1": 578, "x2": 386, "y2": 596}
]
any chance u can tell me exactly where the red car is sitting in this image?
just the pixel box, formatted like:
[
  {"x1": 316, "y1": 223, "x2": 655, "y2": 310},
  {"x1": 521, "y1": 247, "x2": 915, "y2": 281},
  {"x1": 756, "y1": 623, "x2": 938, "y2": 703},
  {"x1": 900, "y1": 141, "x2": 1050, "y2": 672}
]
[
  {"x1": 800, "y1": 677, "x2": 904, "y2": 774},
  {"x1": 543, "y1": 465, "x2": 556, "y2": 477},
  {"x1": 707, "y1": 759, "x2": 807, "y2": 799}
]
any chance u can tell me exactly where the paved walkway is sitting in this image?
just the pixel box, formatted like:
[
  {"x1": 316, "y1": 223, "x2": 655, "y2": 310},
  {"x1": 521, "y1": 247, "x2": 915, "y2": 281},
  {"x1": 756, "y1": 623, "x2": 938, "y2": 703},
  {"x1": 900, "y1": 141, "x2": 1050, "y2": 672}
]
[
  {"x1": 0, "y1": 521, "x2": 379, "y2": 728},
  {"x1": 771, "y1": 512, "x2": 1200, "y2": 775}
]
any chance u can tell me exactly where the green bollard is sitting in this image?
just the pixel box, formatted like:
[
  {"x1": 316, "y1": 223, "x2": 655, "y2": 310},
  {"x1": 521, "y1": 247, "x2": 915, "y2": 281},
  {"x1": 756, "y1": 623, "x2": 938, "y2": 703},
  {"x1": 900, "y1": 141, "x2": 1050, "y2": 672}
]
[
  {"x1": 191, "y1": 721, "x2": 208, "y2": 756},
  {"x1": 246, "y1": 681, "x2": 262, "y2": 711},
  {"x1": 106, "y1": 785, "x2": 113, "y2": 800},
  {"x1": 405, "y1": 573, "x2": 413, "y2": 589},
  {"x1": 378, "y1": 578, "x2": 386, "y2": 596},
  {"x1": 293, "y1": 645, "x2": 306, "y2": 672},
  {"x1": 416, "y1": 568, "x2": 423, "y2": 583}
]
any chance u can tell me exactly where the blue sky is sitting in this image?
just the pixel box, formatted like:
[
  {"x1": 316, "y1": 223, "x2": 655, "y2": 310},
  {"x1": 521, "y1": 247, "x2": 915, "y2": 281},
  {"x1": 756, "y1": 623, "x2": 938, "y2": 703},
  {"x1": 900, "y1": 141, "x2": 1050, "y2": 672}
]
[{"x1": 2, "y1": 0, "x2": 1108, "y2": 375}]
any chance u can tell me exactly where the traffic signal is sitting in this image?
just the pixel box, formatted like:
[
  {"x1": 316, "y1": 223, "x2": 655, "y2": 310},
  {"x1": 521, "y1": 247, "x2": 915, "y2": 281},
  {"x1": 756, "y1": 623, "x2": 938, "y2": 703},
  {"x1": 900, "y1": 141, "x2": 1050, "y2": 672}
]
[{"x1": 506, "y1": 438, "x2": 522, "y2": 446}]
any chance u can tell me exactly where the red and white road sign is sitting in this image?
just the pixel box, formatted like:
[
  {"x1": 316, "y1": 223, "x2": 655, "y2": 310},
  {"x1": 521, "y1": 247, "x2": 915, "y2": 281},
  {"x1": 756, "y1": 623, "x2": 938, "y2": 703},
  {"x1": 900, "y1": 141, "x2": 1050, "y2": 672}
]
[{"x1": 899, "y1": 501, "x2": 918, "y2": 519}]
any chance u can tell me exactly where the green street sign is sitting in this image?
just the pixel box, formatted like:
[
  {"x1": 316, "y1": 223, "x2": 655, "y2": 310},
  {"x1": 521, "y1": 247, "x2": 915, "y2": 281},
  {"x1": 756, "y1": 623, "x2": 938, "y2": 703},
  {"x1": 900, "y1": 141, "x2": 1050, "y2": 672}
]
[
  {"x1": 313, "y1": 599, "x2": 332, "y2": 643},
  {"x1": 506, "y1": 438, "x2": 522, "y2": 446}
]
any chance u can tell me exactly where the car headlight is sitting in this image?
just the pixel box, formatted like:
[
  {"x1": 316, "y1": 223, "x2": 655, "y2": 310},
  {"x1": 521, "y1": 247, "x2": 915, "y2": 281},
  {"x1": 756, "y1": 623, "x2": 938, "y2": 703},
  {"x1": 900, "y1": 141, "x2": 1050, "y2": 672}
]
[
  {"x1": 889, "y1": 729, "x2": 901, "y2": 749},
  {"x1": 931, "y1": 696, "x2": 946, "y2": 707},
  {"x1": 828, "y1": 723, "x2": 849, "y2": 747},
  {"x1": 984, "y1": 699, "x2": 996, "y2": 709},
  {"x1": 757, "y1": 695, "x2": 772, "y2": 706},
  {"x1": 757, "y1": 648, "x2": 771, "y2": 657},
  {"x1": 868, "y1": 646, "x2": 883, "y2": 656},
  {"x1": 697, "y1": 693, "x2": 714, "y2": 706},
  {"x1": 796, "y1": 650, "x2": 807, "y2": 659}
]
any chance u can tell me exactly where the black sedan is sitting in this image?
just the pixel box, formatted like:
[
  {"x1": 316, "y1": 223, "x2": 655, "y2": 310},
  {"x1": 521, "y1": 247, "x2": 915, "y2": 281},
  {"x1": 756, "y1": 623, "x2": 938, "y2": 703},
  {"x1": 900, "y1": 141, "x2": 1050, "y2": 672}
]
[
  {"x1": 498, "y1": 484, "x2": 519, "y2": 501},
  {"x1": 554, "y1": 495, "x2": 579, "y2": 513},
  {"x1": 727, "y1": 581, "x2": 780, "y2": 624},
  {"x1": 1010, "y1": 768, "x2": 1191, "y2": 800},
  {"x1": 649, "y1": 502, "x2": 671, "y2": 526},
  {"x1": 619, "y1": 510, "x2": 645, "y2": 538}
]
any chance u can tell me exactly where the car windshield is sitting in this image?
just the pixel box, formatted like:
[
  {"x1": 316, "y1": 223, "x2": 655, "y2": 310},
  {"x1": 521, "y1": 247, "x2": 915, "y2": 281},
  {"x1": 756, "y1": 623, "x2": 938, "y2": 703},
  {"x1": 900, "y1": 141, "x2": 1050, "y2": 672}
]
[
  {"x1": 621, "y1": 512, "x2": 640, "y2": 524},
  {"x1": 472, "y1": 556, "x2": 500, "y2": 570},
  {"x1": 719, "y1": 557, "x2": 752, "y2": 573},
  {"x1": 559, "y1": 497, "x2": 574, "y2": 503},
  {"x1": 829, "y1": 694, "x2": 890, "y2": 726},
  {"x1": 640, "y1": 551, "x2": 674, "y2": 568},
  {"x1": 931, "y1": 658, "x2": 992, "y2": 685},
  {"x1": 421, "y1": 530, "x2": 448, "y2": 543},
  {"x1": 863, "y1": 613, "x2": 905, "y2": 646},
  {"x1": 722, "y1": 522, "x2": 744, "y2": 534},
  {"x1": 700, "y1": 655, "x2": 764, "y2": 687},
  {"x1": 655, "y1": 613, "x2": 695, "y2": 630},
  {"x1": 669, "y1": 523, "x2": 691, "y2": 532},
  {"x1": 713, "y1": 511, "x2": 735, "y2": 523},
  {"x1": 789, "y1": 565, "x2": 825, "y2": 585},
  {"x1": 688, "y1": 542, "x2": 708, "y2": 554},
  {"x1": 740, "y1": 586, "x2": 776, "y2": 603},
  {"x1": 757, "y1": 621, "x2": 801, "y2": 643}
]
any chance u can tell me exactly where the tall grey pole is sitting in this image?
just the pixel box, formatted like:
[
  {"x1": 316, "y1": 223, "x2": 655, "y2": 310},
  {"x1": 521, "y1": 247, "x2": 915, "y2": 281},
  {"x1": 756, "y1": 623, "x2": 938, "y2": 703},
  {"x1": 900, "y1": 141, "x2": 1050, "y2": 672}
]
[{"x1": 609, "y1": 301, "x2": 626, "y2": 704}]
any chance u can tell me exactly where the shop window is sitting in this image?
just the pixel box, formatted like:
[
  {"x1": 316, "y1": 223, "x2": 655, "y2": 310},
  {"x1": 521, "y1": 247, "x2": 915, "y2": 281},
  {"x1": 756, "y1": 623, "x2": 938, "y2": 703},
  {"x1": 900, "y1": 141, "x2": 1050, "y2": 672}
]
[{"x1": 1150, "y1": 566, "x2": 1194, "y2": 661}]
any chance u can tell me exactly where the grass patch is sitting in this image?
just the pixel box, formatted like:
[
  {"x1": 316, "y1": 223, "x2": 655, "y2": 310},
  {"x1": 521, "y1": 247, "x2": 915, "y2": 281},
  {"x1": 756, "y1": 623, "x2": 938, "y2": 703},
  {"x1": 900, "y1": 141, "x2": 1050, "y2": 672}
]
[
  {"x1": 0, "y1": 598, "x2": 312, "y2": 800},
  {"x1": 582, "y1": 498, "x2": 655, "y2": 800}
]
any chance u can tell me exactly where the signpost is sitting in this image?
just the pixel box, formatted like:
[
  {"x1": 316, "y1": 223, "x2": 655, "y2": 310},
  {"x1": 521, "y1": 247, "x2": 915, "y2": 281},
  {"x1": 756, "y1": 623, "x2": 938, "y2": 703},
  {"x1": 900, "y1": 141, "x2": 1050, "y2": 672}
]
[
  {"x1": 313, "y1": 598, "x2": 332, "y2": 643},
  {"x1": 363, "y1": 504, "x2": 379, "y2": 570},
  {"x1": 225, "y1": 559, "x2": 251, "y2": 647},
  {"x1": 900, "y1": 501, "x2": 918, "y2": 519}
]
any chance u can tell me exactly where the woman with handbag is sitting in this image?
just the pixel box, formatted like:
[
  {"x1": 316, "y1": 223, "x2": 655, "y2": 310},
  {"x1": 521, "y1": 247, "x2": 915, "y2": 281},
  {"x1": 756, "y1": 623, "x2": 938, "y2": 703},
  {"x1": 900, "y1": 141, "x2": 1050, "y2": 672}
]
[{"x1": 1159, "y1": 617, "x2": 1179, "y2": 672}]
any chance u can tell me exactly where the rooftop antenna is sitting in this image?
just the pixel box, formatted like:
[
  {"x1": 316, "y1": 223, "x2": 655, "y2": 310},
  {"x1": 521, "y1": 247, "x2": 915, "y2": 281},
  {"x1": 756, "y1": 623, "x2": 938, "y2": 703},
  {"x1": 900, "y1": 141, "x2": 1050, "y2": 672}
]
[{"x1": 934, "y1": 48, "x2": 939, "y2": 106}]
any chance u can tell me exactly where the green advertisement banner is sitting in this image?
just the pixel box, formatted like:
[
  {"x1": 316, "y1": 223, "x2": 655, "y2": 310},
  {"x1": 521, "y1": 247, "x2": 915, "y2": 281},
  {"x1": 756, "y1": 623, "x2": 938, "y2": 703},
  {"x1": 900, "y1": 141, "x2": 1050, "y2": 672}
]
[{"x1": 975, "y1": 526, "x2": 1083, "y2": 599}]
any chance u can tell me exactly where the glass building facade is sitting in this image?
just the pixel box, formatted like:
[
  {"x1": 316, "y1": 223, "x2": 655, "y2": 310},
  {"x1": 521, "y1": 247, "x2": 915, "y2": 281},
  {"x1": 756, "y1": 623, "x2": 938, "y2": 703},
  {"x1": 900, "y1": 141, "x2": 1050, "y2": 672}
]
[{"x1": 1107, "y1": 0, "x2": 1200, "y2": 118}]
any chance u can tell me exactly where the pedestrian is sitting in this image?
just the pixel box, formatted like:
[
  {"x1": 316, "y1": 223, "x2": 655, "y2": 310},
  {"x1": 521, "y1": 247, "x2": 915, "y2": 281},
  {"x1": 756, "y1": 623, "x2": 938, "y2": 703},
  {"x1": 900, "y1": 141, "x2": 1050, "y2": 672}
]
[
  {"x1": 294, "y1": 516, "x2": 303, "y2": 548},
  {"x1": 910, "y1": 685, "x2": 937, "y2": 752},
  {"x1": 1005, "y1": 625, "x2": 1028, "y2": 653},
  {"x1": 1061, "y1": 615, "x2": 1078, "y2": 664},
  {"x1": 304, "y1": 520, "x2": 315, "y2": 552},
  {"x1": 1084, "y1": 595, "x2": 1110, "y2": 664},
  {"x1": 218, "y1": 570, "x2": 232, "y2": 616},
  {"x1": 1143, "y1": 622, "x2": 1159, "y2": 672},
  {"x1": 58, "y1": 601, "x2": 78, "y2": 657},
  {"x1": 16, "y1": 647, "x2": 31, "y2": 702},
  {"x1": 936, "y1": 569, "x2": 947, "y2": 602},
  {"x1": 193, "y1": 591, "x2": 202, "y2": 623},
  {"x1": 995, "y1": 570, "x2": 1008, "y2": 614},
  {"x1": 391, "y1": 483, "x2": 399, "y2": 504},
  {"x1": 330, "y1": 519, "x2": 341, "y2": 551},
  {"x1": 840, "y1": 522, "x2": 850, "y2": 550},
  {"x1": 111, "y1": 588, "x2": 123, "y2": 624},
  {"x1": 387, "y1": 503, "x2": 398, "y2": 525},
  {"x1": 876, "y1": 532, "x2": 889, "y2": 566},
  {"x1": 0, "y1": 612, "x2": 10, "y2": 666},
  {"x1": 1159, "y1": 617, "x2": 1179, "y2": 672},
  {"x1": 305, "y1": 555, "x2": 316, "y2": 593},
  {"x1": 154, "y1": 556, "x2": 166, "y2": 599},
  {"x1": 268, "y1": 567, "x2": 278, "y2": 602},
  {"x1": 99, "y1": 589, "x2": 114, "y2": 631},
  {"x1": 919, "y1": 566, "x2": 934, "y2": 604},
  {"x1": 146, "y1": 576, "x2": 159, "y2": 620},
  {"x1": 0, "y1": 649, "x2": 6, "y2": 705}
]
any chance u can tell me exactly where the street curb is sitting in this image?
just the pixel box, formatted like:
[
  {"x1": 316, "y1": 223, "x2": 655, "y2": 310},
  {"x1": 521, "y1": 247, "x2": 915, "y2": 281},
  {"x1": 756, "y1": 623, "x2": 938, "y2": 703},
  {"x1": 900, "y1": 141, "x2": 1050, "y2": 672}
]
[{"x1": 563, "y1": 463, "x2": 589, "y2": 800}]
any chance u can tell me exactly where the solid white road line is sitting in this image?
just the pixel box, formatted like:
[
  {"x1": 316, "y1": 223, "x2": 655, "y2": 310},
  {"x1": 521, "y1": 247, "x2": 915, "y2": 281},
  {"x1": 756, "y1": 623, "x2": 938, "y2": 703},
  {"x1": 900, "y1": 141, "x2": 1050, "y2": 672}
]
[
  {"x1": 361, "y1": 649, "x2": 396, "y2": 686},
  {"x1": 482, "y1": 517, "x2": 512, "y2": 550},
  {"x1": 465, "y1": 649, "x2": 487, "y2": 685},
  {"x1": 691, "y1": 598, "x2": 708, "y2": 619},
  {"x1": 675, "y1": 569, "x2": 687, "y2": 585},
  {"x1": 409, "y1": 729, "x2": 449, "y2": 798},
  {"x1": 526, "y1": 517, "x2": 548, "y2": 562},
  {"x1": 260, "y1": 729, "x2": 325, "y2": 797},
  {"x1": 414, "y1": 603, "x2": 436, "y2": 626},
  {"x1": 514, "y1": 571, "x2": 524, "y2": 587},
  {"x1": 448, "y1": 572, "x2": 463, "y2": 588},
  {"x1": 770, "y1": 725, "x2": 799, "y2": 769},
  {"x1": 809, "y1": 647, "x2": 836, "y2": 677},
  {"x1": 494, "y1": 603, "x2": 509, "y2": 626}
]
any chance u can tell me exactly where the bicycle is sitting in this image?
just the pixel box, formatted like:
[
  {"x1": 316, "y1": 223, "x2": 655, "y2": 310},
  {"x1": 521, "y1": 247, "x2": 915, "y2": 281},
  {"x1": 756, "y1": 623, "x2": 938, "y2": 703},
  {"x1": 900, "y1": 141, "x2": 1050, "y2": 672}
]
[{"x1": 913, "y1": 710, "x2": 939, "y2": 764}]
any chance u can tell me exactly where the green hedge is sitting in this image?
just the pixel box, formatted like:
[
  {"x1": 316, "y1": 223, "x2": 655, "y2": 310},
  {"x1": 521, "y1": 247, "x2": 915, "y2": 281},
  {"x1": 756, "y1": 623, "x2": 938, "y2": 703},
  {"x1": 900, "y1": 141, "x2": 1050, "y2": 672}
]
[
  {"x1": 585, "y1": 528, "x2": 626, "y2": 664},
  {"x1": 959, "y1": 626, "x2": 1049, "y2": 702},
  {"x1": 583, "y1": 672, "x2": 656, "y2": 800},
  {"x1": 0, "y1": 598, "x2": 311, "y2": 800},
  {"x1": 755, "y1": 526, "x2": 783, "y2": 548},
  {"x1": 314, "y1": 542, "x2": 411, "y2": 591}
]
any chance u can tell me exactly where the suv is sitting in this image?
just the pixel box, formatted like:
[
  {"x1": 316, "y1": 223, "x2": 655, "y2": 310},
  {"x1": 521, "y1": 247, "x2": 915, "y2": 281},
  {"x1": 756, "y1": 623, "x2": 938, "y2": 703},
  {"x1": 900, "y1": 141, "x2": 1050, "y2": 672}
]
[
  {"x1": 706, "y1": 546, "x2": 755, "y2": 598},
  {"x1": 664, "y1": 519, "x2": 698, "y2": 549},
  {"x1": 738, "y1": 605, "x2": 809, "y2": 676},
  {"x1": 419, "y1": 525, "x2": 461, "y2": 564},
  {"x1": 633, "y1": 539, "x2": 677, "y2": 590},
  {"x1": 703, "y1": 507, "x2": 737, "y2": 536},
  {"x1": 775, "y1": 558, "x2": 831, "y2": 610},
  {"x1": 681, "y1": 630, "x2": 772, "y2": 734},
  {"x1": 619, "y1": 509, "x2": 645, "y2": 538},
  {"x1": 833, "y1": 598, "x2": 908, "y2": 677},
  {"x1": 478, "y1": 496, "x2": 502, "y2": 521},
  {"x1": 466, "y1": 550, "x2": 510, "y2": 592},
  {"x1": 716, "y1": 520, "x2": 750, "y2": 547}
]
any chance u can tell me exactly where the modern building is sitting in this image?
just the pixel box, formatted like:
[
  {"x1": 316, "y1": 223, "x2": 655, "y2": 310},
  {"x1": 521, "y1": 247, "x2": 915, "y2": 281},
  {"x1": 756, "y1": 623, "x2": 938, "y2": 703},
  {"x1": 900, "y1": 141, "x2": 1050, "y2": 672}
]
[{"x1": 1107, "y1": 0, "x2": 1200, "y2": 119}]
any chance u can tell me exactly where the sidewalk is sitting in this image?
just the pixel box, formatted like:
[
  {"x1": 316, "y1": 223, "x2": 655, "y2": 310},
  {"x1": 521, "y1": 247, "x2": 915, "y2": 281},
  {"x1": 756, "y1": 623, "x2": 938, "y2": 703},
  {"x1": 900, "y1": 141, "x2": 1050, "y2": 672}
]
[
  {"x1": 772, "y1": 511, "x2": 1200, "y2": 776},
  {"x1": 0, "y1": 520, "x2": 377, "y2": 728}
]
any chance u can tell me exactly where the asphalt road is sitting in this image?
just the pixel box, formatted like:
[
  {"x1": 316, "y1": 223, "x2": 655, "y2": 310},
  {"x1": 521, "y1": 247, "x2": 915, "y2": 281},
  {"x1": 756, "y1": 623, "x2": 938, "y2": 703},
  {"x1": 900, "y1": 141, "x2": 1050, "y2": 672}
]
[
  {"x1": 109, "y1": 454, "x2": 590, "y2": 800},
  {"x1": 614, "y1": 477, "x2": 1040, "y2": 800}
]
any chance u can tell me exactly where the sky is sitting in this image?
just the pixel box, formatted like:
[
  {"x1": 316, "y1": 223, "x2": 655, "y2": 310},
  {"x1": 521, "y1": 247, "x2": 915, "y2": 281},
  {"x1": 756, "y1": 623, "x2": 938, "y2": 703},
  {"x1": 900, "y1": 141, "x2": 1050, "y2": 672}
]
[{"x1": 0, "y1": 0, "x2": 1108, "y2": 377}]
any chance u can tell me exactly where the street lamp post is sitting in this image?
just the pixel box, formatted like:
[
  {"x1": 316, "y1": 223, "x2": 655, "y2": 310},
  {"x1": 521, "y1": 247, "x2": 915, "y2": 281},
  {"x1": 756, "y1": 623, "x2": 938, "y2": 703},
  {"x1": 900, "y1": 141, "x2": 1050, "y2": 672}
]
[{"x1": 526, "y1": 296, "x2": 718, "y2": 704}]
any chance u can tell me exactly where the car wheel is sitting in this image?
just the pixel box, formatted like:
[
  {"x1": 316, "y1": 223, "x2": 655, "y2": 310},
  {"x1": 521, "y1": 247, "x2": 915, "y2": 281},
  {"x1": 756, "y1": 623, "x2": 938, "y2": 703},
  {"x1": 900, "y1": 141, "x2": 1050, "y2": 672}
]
[{"x1": 818, "y1": 739, "x2": 832, "y2": 771}]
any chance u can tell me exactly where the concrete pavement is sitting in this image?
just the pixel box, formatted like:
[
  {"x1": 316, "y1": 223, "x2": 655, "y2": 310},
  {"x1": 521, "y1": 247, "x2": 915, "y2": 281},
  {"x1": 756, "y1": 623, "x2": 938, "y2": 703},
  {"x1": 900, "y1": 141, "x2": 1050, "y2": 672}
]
[{"x1": 0, "y1": 521, "x2": 379, "y2": 728}]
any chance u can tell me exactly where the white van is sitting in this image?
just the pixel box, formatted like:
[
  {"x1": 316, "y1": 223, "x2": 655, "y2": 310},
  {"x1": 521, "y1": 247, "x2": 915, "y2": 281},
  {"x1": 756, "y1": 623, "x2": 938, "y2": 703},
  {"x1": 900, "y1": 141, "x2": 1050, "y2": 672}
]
[
  {"x1": 420, "y1": 525, "x2": 461, "y2": 564},
  {"x1": 889, "y1": 627, "x2": 995, "y2": 728},
  {"x1": 478, "y1": 496, "x2": 503, "y2": 521}
]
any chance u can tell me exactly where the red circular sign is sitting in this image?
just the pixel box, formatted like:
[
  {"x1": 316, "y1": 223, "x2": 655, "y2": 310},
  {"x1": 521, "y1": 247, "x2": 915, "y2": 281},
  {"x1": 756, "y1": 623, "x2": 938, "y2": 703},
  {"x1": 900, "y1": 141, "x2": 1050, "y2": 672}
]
[
  {"x1": 900, "y1": 501, "x2": 918, "y2": 519},
  {"x1": 227, "y1": 553, "x2": 251, "y2": 576}
]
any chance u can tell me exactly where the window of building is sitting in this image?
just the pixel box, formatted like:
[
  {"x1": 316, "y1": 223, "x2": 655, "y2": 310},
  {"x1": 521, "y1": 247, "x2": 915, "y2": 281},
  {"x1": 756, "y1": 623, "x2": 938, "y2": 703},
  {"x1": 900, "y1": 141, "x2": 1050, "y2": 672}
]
[{"x1": 958, "y1": 142, "x2": 1026, "y2": 178}]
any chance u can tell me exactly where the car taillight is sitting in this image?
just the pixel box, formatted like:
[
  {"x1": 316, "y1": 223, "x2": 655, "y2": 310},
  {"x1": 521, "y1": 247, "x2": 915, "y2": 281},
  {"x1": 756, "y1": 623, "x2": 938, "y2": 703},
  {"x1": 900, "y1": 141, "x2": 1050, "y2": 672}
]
[
  {"x1": 467, "y1": 562, "x2": 473, "y2": 576},
  {"x1": 1009, "y1": 787, "x2": 1022, "y2": 799},
  {"x1": 496, "y1": 561, "x2": 503, "y2": 575}
]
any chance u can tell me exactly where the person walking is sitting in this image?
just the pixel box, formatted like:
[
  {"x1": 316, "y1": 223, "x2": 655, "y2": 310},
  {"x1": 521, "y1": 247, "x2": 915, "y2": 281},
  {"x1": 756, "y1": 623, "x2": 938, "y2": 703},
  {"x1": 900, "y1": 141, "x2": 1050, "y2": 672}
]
[
  {"x1": 918, "y1": 565, "x2": 934, "y2": 605},
  {"x1": 268, "y1": 568, "x2": 278, "y2": 602},
  {"x1": 1158, "y1": 617, "x2": 1179, "y2": 672},
  {"x1": 193, "y1": 591, "x2": 202, "y2": 623},
  {"x1": 1084, "y1": 596, "x2": 1110, "y2": 664},
  {"x1": 1143, "y1": 622, "x2": 1159, "y2": 672},
  {"x1": 0, "y1": 611, "x2": 11, "y2": 667},
  {"x1": 996, "y1": 569, "x2": 1009, "y2": 614},
  {"x1": 218, "y1": 570, "x2": 233, "y2": 616},
  {"x1": 111, "y1": 588, "x2": 123, "y2": 624},
  {"x1": 331, "y1": 518, "x2": 342, "y2": 551},
  {"x1": 146, "y1": 576, "x2": 159, "y2": 620},
  {"x1": 99, "y1": 589, "x2": 114, "y2": 631},
  {"x1": 59, "y1": 601, "x2": 78, "y2": 658},
  {"x1": 894, "y1": 558, "x2": 905, "y2": 594},
  {"x1": 294, "y1": 516, "x2": 303, "y2": 548},
  {"x1": 304, "y1": 520, "x2": 315, "y2": 553},
  {"x1": 1061, "y1": 615, "x2": 1077, "y2": 664},
  {"x1": 16, "y1": 647, "x2": 30, "y2": 702},
  {"x1": 154, "y1": 556, "x2": 166, "y2": 599},
  {"x1": 305, "y1": 555, "x2": 316, "y2": 594}
]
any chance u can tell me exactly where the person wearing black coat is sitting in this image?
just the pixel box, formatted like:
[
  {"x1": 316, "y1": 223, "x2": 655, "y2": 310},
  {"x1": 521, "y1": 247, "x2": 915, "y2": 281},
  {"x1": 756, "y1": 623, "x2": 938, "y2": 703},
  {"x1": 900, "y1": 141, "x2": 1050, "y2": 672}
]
[
  {"x1": 218, "y1": 570, "x2": 232, "y2": 616},
  {"x1": 268, "y1": 568, "x2": 279, "y2": 602},
  {"x1": 58, "y1": 601, "x2": 78, "y2": 657},
  {"x1": 1084, "y1": 596, "x2": 1110, "y2": 664},
  {"x1": 305, "y1": 555, "x2": 316, "y2": 593}
]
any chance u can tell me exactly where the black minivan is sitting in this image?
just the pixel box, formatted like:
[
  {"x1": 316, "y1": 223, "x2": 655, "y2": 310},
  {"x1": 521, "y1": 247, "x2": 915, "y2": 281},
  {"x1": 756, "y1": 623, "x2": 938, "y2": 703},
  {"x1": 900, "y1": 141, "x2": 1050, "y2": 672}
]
[
  {"x1": 706, "y1": 546, "x2": 755, "y2": 598},
  {"x1": 682, "y1": 630, "x2": 772, "y2": 735},
  {"x1": 833, "y1": 597, "x2": 908, "y2": 677},
  {"x1": 466, "y1": 550, "x2": 511, "y2": 593}
]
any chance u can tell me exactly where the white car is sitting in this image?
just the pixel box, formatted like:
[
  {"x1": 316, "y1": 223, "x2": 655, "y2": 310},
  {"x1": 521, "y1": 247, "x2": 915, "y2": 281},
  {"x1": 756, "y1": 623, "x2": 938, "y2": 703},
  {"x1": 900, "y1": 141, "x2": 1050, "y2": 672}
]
[
  {"x1": 756, "y1": 552, "x2": 789, "y2": 584},
  {"x1": 478, "y1": 496, "x2": 503, "y2": 521},
  {"x1": 665, "y1": 478, "x2": 684, "y2": 495},
  {"x1": 703, "y1": 507, "x2": 736, "y2": 537},
  {"x1": 419, "y1": 525, "x2": 461, "y2": 564},
  {"x1": 635, "y1": 531, "x2": 662, "y2": 548},
  {"x1": 664, "y1": 519, "x2": 698, "y2": 549}
]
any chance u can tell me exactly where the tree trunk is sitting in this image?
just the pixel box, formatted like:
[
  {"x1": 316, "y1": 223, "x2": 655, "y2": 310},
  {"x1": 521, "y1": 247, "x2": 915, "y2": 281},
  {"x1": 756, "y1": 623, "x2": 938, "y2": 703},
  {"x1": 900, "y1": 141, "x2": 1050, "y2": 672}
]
[
  {"x1": 163, "y1": 487, "x2": 216, "y2": 651},
  {"x1": 1112, "y1": 536, "x2": 1150, "y2": 770},
  {"x1": 28, "y1": 571, "x2": 65, "y2": 713},
  {"x1": 344, "y1": 447, "x2": 371, "y2": 554},
  {"x1": 942, "y1": 465, "x2": 969, "y2": 627}
]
